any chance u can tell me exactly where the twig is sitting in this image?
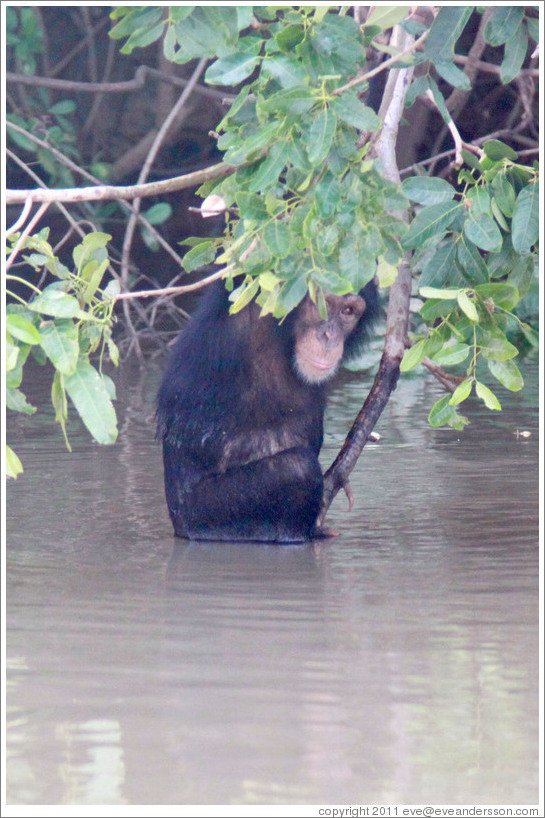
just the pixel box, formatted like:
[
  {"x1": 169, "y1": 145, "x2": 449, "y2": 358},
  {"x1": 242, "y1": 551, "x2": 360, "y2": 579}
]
[
  {"x1": 334, "y1": 28, "x2": 429, "y2": 96},
  {"x1": 453, "y1": 55, "x2": 539, "y2": 79},
  {"x1": 6, "y1": 202, "x2": 50, "y2": 270},
  {"x1": 425, "y1": 89, "x2": 464, "y2": 166},
  {"x1": 119, "y1": 58, "x2": 208, "y2": 355},
  {"x1": 6, "y1": 198, "x2": 33, "y2": 236},
  {"x1": 112, "y1": 238, "x2": 259, "y2": 303},
  {"x1": 422, "y1": 358, "x2": 464, "y2": 392}
]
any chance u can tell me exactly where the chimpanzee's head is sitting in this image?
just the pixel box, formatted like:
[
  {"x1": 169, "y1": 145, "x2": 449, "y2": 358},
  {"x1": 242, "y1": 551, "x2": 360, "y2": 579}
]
[{"x1": 292, "y1": 292, "x2": 367, "y2": 384}]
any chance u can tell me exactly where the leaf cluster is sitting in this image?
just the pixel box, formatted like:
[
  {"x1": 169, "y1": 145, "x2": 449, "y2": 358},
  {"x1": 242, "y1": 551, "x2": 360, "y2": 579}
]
[
  {"x1": 6, "y1": 230, "x2": 120, "y2": 477},
  {"x1": 111, "y1": 5, "x2": 406, "y2": 318},
  {"x1": 400, "y1": 141, "x2": 538, "y2": 429},
  {"x1": 110, "y1": 5, "x2": 539, "y2": 431}
]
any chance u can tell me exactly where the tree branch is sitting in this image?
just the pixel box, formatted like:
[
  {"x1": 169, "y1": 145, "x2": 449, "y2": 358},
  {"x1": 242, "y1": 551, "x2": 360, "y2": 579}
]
[
  {"x1": 6, "y1": 64, "x2": 229, "y2": 100},
  {"x1": 6, "y1": 122, "x2": 186, "y2": 268},
  {"x1": 5, "y1": 160, "x2": 238, "y2": 205},
  {"x1": 319, "y1": 26, "x2": 416, "y2": 526}
]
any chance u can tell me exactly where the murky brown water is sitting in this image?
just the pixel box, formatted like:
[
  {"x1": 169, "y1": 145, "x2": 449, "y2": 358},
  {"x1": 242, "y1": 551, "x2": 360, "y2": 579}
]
[{"x1": 5, "y1": 357, "x2": 540, "y2": 806}]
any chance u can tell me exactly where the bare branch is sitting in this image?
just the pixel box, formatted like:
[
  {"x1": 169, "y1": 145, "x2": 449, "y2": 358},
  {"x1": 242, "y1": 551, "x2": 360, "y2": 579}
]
[
  {"x1": 119, "y1": 58, "x2": 208, "y2": 288},
  {"x1": 6, "y1": 65, "x2": 229, "y2": 100},
  {"x1": 5, "y1": 161, "x2": 238, "y2": 205},
  {"x1": 112, "y1": 238, "x2": 259, "y2": 303}
]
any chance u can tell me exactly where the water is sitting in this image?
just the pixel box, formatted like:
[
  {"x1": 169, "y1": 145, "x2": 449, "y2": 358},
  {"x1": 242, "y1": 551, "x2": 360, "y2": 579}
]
[{"x1": 5, "y1": 357, "x2": 540, "y2": 807}]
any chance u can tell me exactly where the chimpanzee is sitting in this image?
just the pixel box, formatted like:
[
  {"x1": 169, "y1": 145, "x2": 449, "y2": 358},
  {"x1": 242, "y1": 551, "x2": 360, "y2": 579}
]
[{"x1": 156, "y1": 278, "x2": 378, "y2": 543}]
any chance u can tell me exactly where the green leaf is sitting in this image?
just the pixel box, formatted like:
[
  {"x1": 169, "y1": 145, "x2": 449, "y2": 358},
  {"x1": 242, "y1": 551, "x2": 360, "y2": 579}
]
[
  {"x1": 482, "y1": 139, "x2": 518, "y2": 162},
  {"x1": 511, "y1": 182, "x2": 539, "y2": 253},
  {"x1": 236, "y1": 191, "x2": 269, "y2": 221},
  {"x1": 401, "y1": 176, "x2": 455, "y2": 205},
  {"x1": 365, "y1": 6, "x2": 408, "y2": 30},
  {"x1": 457, "y1": 290, "x2": 478, "y2": 322},
  {"x1": 434, "y1": 60, "x2": 471, "y2": 91},
  {"x1": 500, "y1": 21, "x2": 528, "y2": 84},
  {"x1": 6, "y1": 387, "x2": 36, "y2": 415},
  {"x1": 474, "y1": 283, "x2": 519, "y2": 311},
  {"x1": 261, "y1": 54, "x2": 308, "y2": 88},
  {"x1": 338, "y1": 231, "x2": 378, "y2": 290},
  {"x1": 38, "y1": 319, "x2": 80, "y2": 374},
  {"x1": 274, "y1": 275, "x2": 309, "y2": 316},
  {"x1": 484, "y1": 6, "x2": 524, "y2": 46},
  {"x1": 330, "y1": 92, "x2": 380, "y2": 132},
  {"x1": 433, "y1": 343, "x2": 471, "y2": 367},
  {"x1": 309, "y1": 14, "x2": 363, "y2": 75},
  {"x1": 6, "y1": 445, "x2": 23, "y2": 479},
  {"x1": 229, "y1": 277, "x2": 260, "y2": 314},
  {"x1": 51, "y1": 370, "x2": 70, "y2": 450},
  {"x1": 463, "y1": 212, "x2": 503, "y2": 252},
  {"x1": 306, "y1": 108, "x2": 337, "y2": 165},
  {"x1": 487, "y1": 359, "x2": 524, "y2": 392},
  {"x1": 247, "y1": 142, "x2": 289, "y2": 192},
  {"x1": 82, "y1": 259, "x2": 109, "y2": 304},
  {"x1": 49, "y1": 99, "x2": 76, "y2": 115},
  {"x1": 143, "y1": 202, "x2": 172, "y2": 225},
  {"x1": 258, "y1": 86, "x2": 315, "y2": 116},
  {"x1": 28, "y1": 288, "x2": 82, "y2": 319},
  {"x1": 466, "y1": 187, "x2": 492, "y2": 216},
  {"x1": 205, "y1": 40, "x2": 262, "y2": 86},
  {"x1": 428, "y1": 393, "x2": 470, "y2": 430},
  {"x1": 449, "y1": 378, "x2": 473, "y2": 405},
  {"x1": 182, "y1": 241, "x2": 218, "y2": 273},
  {"x1": 456, "y1": 237, "x2": 488, "y2": 285},
  {"x1": 314, "y1": 174, "x2": 341, "y2": 219},
  {"x1": 5, "y1": 314, "x2": 41, "y2": 345},
  {"x1": 316, "y1": 224, "x2": 340, "y2": 257},
  {"x1": 475, "y1": 380, "x2": 502, "y2": 410},
  {"x1": 5, "y1": 335, "x2": 19, "y2": 372},
  {"x1": 491, "y1": 171, "x2": 517, "y2": 217},
  {"x1": 419, "y1": 286, "x2": 462, "y2": 300},
  {"x1": 490, "y1": 199, "x2": 507, "y2": 232},
  {"x1": 479, "y1": 331, "x2": 519, "y2": 361},
  {"x1": 400, "y1": 338, "x2": 429, "y2": 372},
  {"x1": 274, "y1": 23, "x2": 305, "y2": 52},
  {"x1": 420, "y1": 241, "x2": 459, "y2": 288},
  {"x1": 263, "y1": 220, "x2": 292, "y2": 258},
  {"x1": 73, "y1": 231, "x2": 111, "y2": 271},
  {"x1": 109, "y1": 6, "x2": 163, "y2": 41},
  {"x1": 64, "y1": 359, "x2": 118, "y2": 444},
  {"x1": 425, "y1": 6, "x2": 473, "y2": 63},
  {"x1": 258, "y1": 271, "x2": 280, "y2": 292},
  {"x1": 120, "y1": 21, "x2": 164, "y2": 54},
  {"x1": 375, "y1": 257, "x2": 398, "y2": 288},
  {"x1": 225, "y1": 120, "x2": 282, "y2": 164},
  {"x1": 403, "y1": 201, "x2": 460, "y2": 249}
]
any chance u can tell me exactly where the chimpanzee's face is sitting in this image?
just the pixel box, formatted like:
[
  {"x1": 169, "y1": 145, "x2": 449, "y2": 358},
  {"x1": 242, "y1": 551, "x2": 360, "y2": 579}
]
[{"x1": 293, "y1": 293, "x2": 366, "y2": 384}]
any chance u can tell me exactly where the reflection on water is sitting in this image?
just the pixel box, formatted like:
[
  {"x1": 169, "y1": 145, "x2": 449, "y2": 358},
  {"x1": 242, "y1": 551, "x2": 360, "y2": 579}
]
[{"x1": 5, "y1": 359, "x2": 540, "y2": 806}]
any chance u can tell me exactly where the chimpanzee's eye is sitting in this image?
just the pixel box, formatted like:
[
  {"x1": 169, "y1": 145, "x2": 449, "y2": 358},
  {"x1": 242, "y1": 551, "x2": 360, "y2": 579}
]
[{"x1": 341, "y1": 305, "x2": 354, "y2": 316}]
